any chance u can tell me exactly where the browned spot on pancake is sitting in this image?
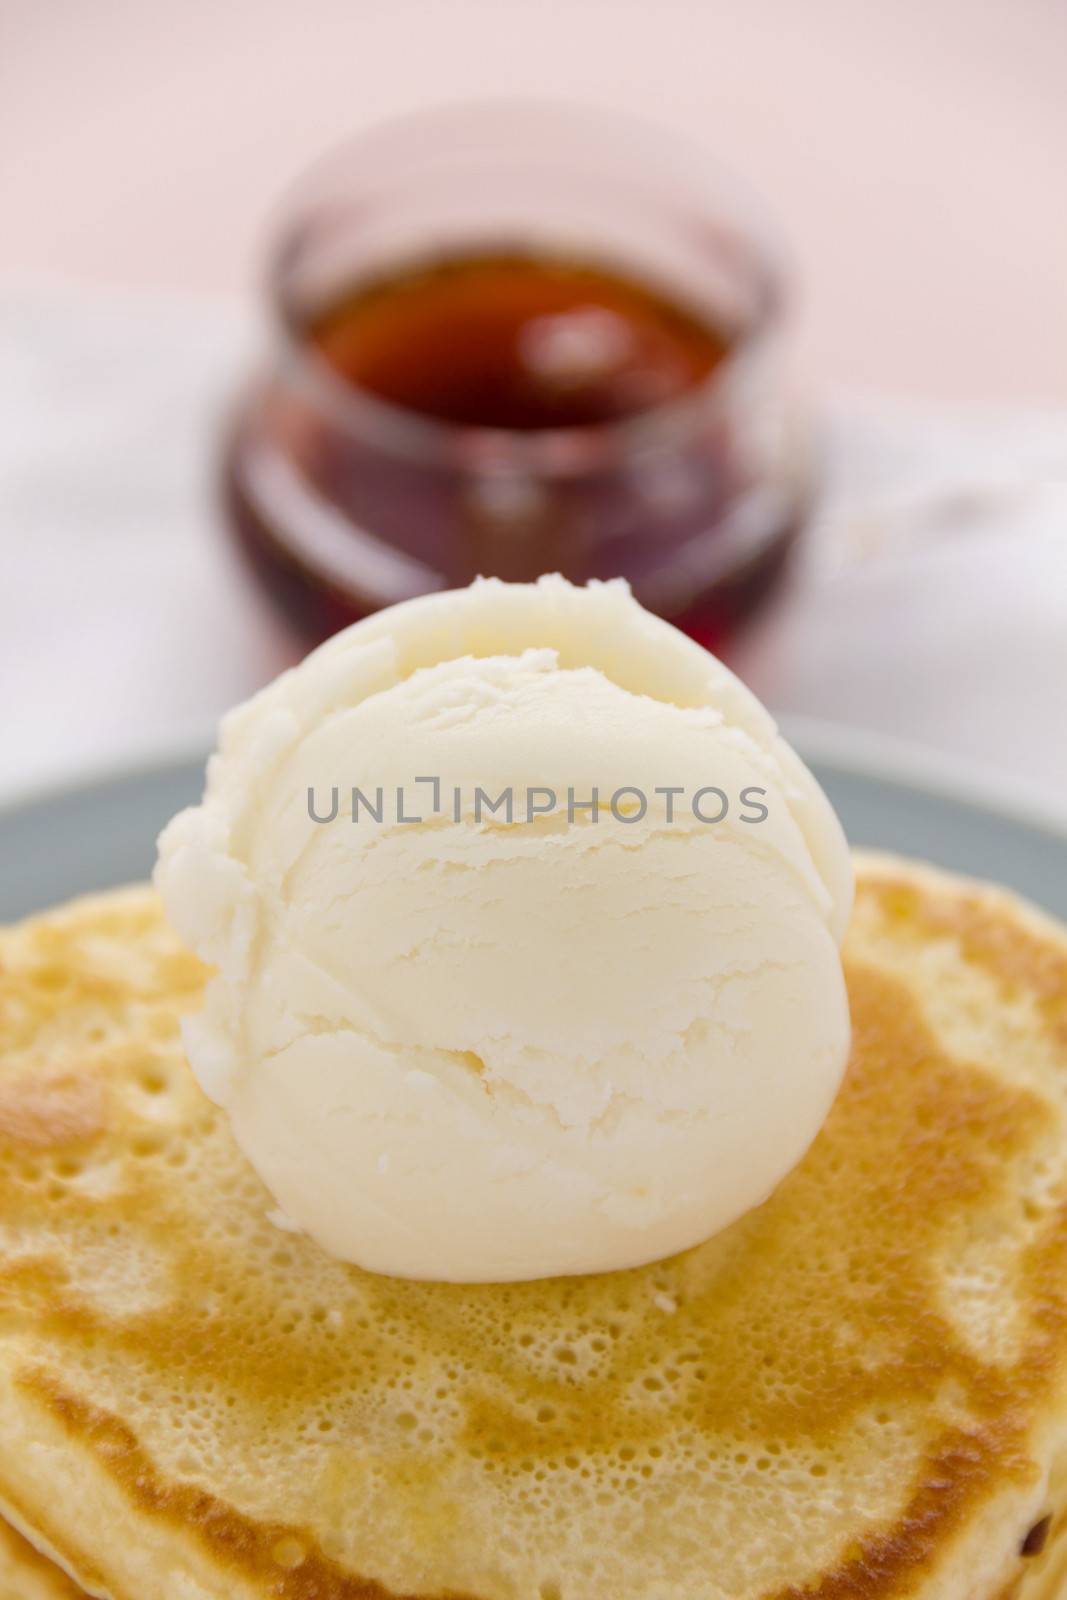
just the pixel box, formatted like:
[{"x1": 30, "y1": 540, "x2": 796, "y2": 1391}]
[
  {"x1": 865, "y1": 873, "x2": 1067, "y2": 1047},
  {"x1": 778, "y1": 1421, "x2": 1034, "y2": 1600},
  {"x1": 20, "y1": 1370, "x2": 470, "y2": 1600},
  {"x1": 0, "y1": 1074, "x2": 103, "y2": 1152}
]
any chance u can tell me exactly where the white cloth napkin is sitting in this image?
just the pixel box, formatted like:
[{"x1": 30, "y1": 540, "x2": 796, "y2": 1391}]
[{"x1": 2, "y1": 286, "x2": 1065, "y2": 809}]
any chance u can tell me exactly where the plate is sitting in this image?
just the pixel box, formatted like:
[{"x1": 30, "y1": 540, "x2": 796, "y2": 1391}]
[{"x1": 1, "y1": 724, "x2": 1065, "y2": 924}]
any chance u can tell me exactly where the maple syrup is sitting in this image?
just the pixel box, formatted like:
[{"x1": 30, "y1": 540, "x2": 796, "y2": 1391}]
[
  {"x1": 222, "y1": 109, "x2": 809, "y2": 651},
  {"x1": 306, "y1": 251, "x2": 730, "y2": 431}
]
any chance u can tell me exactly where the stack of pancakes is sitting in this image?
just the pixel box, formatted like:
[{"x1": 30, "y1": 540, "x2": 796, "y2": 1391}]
[{"x1": 2, "y1": 855, "x2": 1067, "y2": 1600}]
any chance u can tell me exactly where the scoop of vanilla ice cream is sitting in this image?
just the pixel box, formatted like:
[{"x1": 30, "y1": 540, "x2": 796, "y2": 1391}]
[{"x1": 156, "y1": 576, "x2": 852, "y2": 1282}]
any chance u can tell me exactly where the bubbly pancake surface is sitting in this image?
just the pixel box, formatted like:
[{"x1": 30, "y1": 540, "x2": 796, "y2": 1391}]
[{"x1": 2, "y1": 860, "x2": 1067, "y2": 1600}]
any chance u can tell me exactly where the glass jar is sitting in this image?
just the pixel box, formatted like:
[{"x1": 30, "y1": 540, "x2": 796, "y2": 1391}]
[{"x1": 222, "y1": 103, "x2": 811, "y2": 652}]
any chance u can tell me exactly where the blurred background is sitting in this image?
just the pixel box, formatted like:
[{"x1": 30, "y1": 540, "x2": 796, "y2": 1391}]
[{"x1": 2, "y1": 0, "x2": 1066, "y2": 806}]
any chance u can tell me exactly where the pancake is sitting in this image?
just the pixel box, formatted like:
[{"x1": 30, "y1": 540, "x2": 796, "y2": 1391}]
[
  {"x1": 0, "y1": 1516, "x2": 86, "y2": 1599},
  {"x1": 2, "y1": 858, "x2": 1067, "y2": 1600}
]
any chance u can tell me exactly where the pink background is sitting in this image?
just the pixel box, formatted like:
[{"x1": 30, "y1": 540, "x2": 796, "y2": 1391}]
[
  {"x1": 5, "y1": 0, "x2": 1066, "y2": 403},
  {"x1": 2, "y1": 0, "x2": 1065, "y2": 809}
]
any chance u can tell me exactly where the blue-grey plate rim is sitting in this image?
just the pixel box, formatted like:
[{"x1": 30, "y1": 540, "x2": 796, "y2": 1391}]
[{"x1": 1, "y1": 717, "x2": 1065, "y2": 925}]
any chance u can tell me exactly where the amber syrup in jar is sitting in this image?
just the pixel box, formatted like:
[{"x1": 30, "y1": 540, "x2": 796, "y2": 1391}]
[
  {"x1": 306, "y1": 252, "x2": 730, "y2": 430},
  {"x1": 223, "y1": 107, "x2": 809, "y2": 649}
]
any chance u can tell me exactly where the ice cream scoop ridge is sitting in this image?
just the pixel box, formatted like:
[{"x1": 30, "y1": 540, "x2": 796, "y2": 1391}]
[{"x1": 156, "y1": 576, "x2": 853, "y2": 1281}]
